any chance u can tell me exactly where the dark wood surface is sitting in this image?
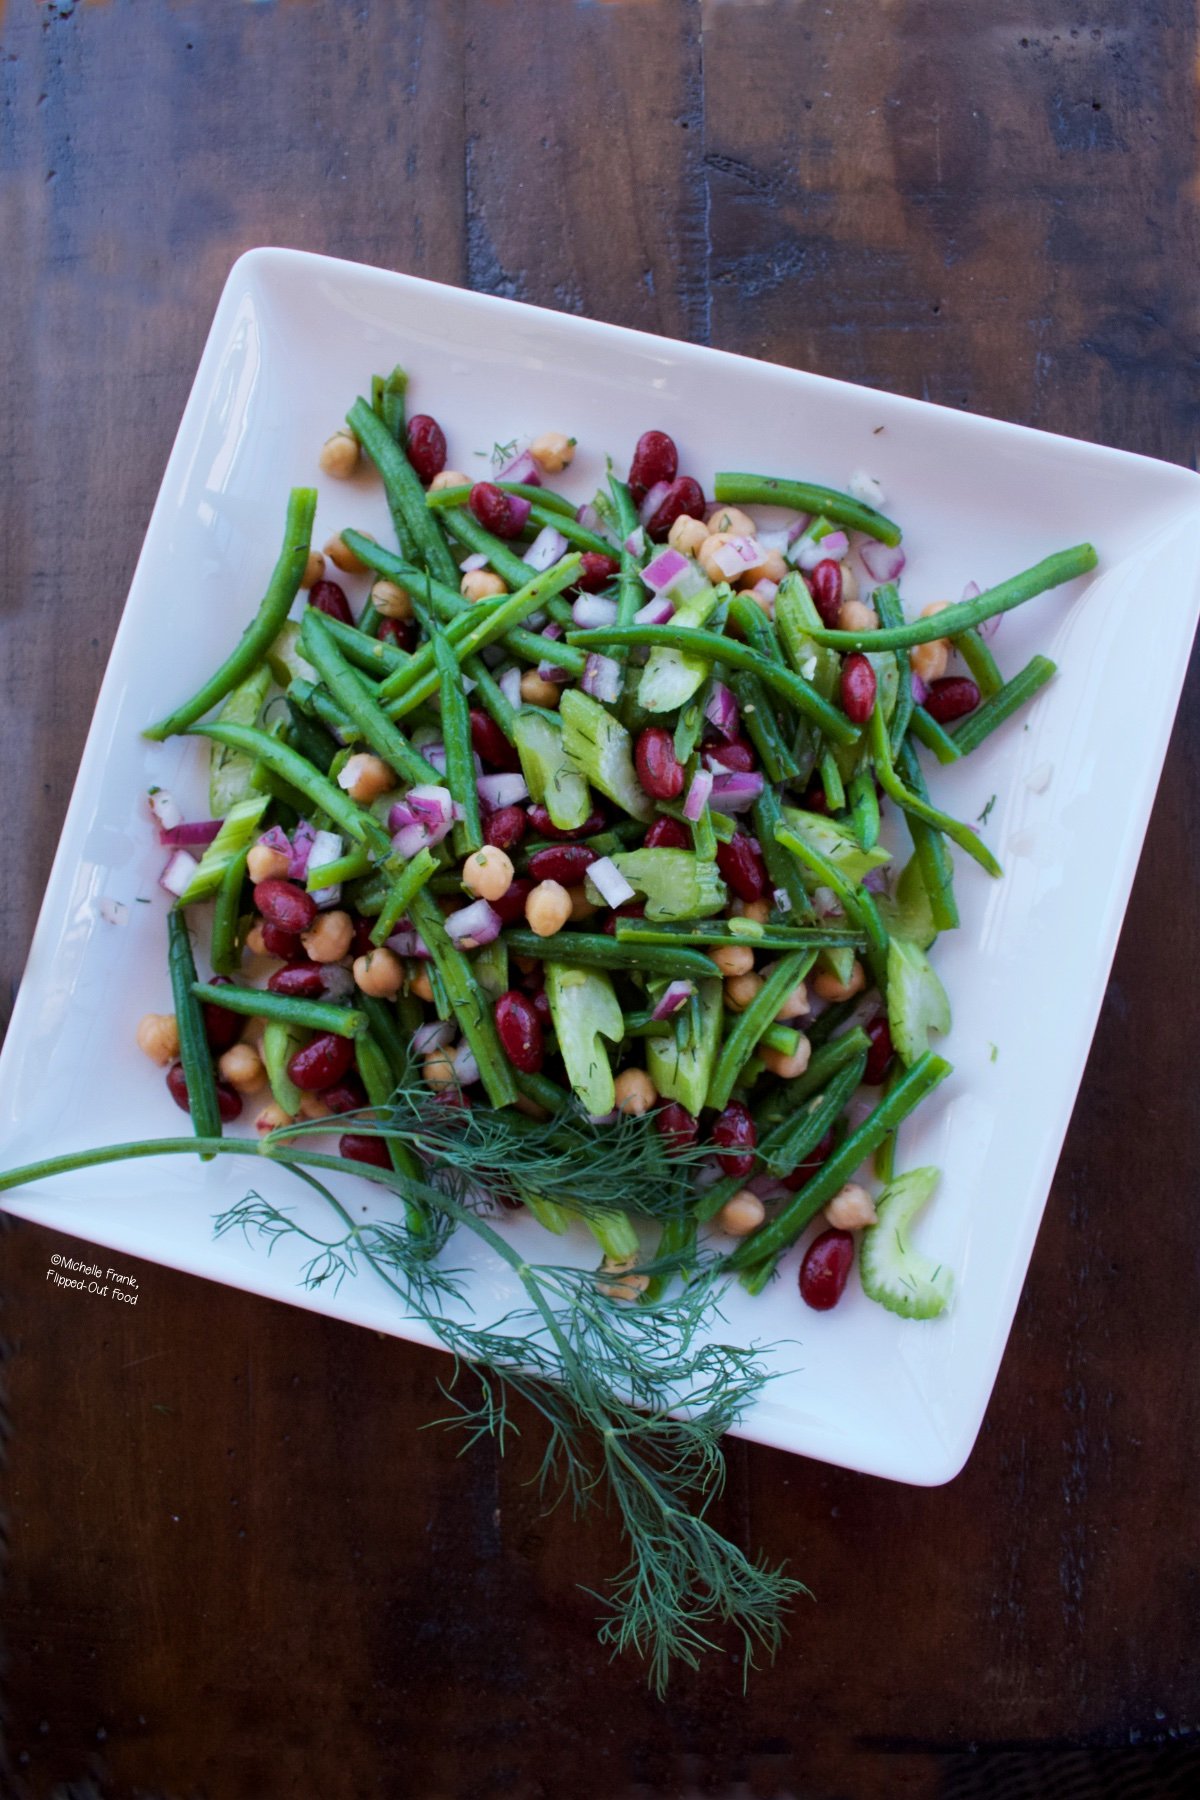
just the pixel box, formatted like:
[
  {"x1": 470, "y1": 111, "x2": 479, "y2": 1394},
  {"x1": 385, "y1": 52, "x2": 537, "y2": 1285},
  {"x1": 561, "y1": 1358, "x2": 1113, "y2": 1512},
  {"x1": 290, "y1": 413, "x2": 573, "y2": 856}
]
[{"x1": 2, "y1": 3, "x2": 1197, "y2": 1797}]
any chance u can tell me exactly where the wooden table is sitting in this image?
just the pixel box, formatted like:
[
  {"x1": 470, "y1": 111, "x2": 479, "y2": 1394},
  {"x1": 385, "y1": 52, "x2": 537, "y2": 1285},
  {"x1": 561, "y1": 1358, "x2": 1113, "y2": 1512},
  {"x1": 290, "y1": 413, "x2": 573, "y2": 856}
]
[{"x1": 2, "y1": 4, "x2": 1197, "y2": 1796}]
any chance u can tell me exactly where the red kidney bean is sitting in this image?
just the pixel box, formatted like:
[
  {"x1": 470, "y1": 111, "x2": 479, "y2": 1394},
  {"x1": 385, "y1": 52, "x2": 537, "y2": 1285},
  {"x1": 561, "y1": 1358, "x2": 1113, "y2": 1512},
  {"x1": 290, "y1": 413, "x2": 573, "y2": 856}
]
[
  {"x1": 628, "y1": 429, "x2": 678, "y2": 504},
  {"x1": 287, "y1": 1032, "x2": 356, "y2": 1092},
  {"x1": 526, "y1": 804, "x2": 607, "y2": 840},
  {"x1": 840, "y1": 652, "x2": 877, "y2": 725},
  {"x1": 405, "y1": 413, "x2": 447, "y2": 484},
  {"x1": 799, "y1": 1228, "x2": 855, "y2": 1311},
  {"x1": 483, "y1": 805, "x2": 528, "y2": 851},
  {"x1": 350, "y1": 915, "x2": 376, "y2": 958},
  {"x1": 529, "y1": 986, "x2": 552, "y2": 1029},
  {"x1": 711, "y1": 1101, "x2": 756, "y2": 1178},
  {"x1": 799, "y1": 776, "x2": 829, "y2": 815},
  {"x1": 490, "y1": 877, "x2": 533, "y2": 927},
  {"x1": 644, "y1": 815, "x2": 690, "y2": 849},
  {"x1": 431, "y1": 1086, "x2": 471, "y2": 1113},
  {"x1": 494, "y1": 990, "x2": 545, "y2": 1073},
  {"x1": 706, "y1": 738, "x2": 756, "y2": 773},
  {"x1": 809, "y1": 559, "x2": 843, "y2": 627},
  {"x1": 656, "y1": 1102, "x2": 698, "y2": 1152},
  {"x1": 268, "y1": 960, "x2": 327, "y2": 1000},
  {"x1": 469, "y1": 480, "x2": 520, "y2": 538},
  {"x1": 339, "y1": 1132, "x2": 391, "y2": 1171},
  {"x1": 573, "y1": 552, "x2": 621, "y2": 593},
  {"x1": 254, "y1": 878, "x2": 317, "y2": 935},
  {"x1": 645, "y1": 475, "x2": 706, "y2": 543},
  {"x1": 924, "y1": 676, "x2": 981, "y2": 724},
  {"x1": 716, "y1": 832, "x2": 767, "y2": 903},
  {"x1": 166, "y1": 1062, "x2": 242, "y2": 1122},
  {"x1": 528, "y1": 844, "x2": 597, "y2": 885},
  {"x1": 322, "y1": 1073, "x2": 368, "y2": 1114},
  {"x1": 601, "y1": 901, "x2": 646, "y2": 935},
  {"x1": 864, "y1": 1015, "x2": 895, "y2": 1086},
  {"x1": 635, "y1": 727, "x2": 685, "y2": 800},
  {"x1": 308, "y1": 579, "x2": 354, "y2": 625},
  {"x1": 200, "y1": 974, "x2": 242, "y2": 1052},
  {"x1": 470, "y1": 707, "x2": 521, "y2": 771},
  {"x1": 377, "y1": 616, "x2": 419, "y2": 653},
  {"x1": 782, "y1": 1129, "x2": 834, "y2": 1191},
  {"x1": 260, "y1": 922, "x2": 302, "y2": 960}
]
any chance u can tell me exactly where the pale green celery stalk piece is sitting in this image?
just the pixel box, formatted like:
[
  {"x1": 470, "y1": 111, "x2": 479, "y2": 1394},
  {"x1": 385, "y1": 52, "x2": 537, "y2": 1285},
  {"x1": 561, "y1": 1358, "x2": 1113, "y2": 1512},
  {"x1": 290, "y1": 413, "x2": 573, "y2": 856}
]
[
  {"x1": 524, "y1": 1194, "x2": 572, "y2": 1235},
  {"x1": 558, "y1": 688, "x2": 654, "y2": 822},
  {"x1": 604, "y1": 849, "x2": 727, "y2": 922},
  {"x1": 176, "y1": 796, "x2": 270, "y2": 905},
  {"x1": 587, "y1": 1209, "x2": 641, "y2": 1263},
  {"x1": 637, "y1": 581, "x2": 726, "y2": 713},
  {"x1": 470, "y1": 936, "x2": 509, "y2": 1001},
  {"x1": 877, "y1": 856, "x2": 939, "y2": 952},
  {"x1": 267, "y1": 619, "x2": 316, "y2": 689},
  {"x1": 860, "y1": 1166, "x2": 954, "y2": 1320},
  {"x1": 646, "y1": 978, "x2": 723, "y2": 1116},
  {"x1": 209, "y1": 667, "x2": 273, "y2": 815},
  {"x1": 545, "y1": 965, "x2": 623, "y2": 1116},
  {"x1": 779, "y1": 807, "x2": 891, "y2": 888},
  {"x1": 511, "y1": 708, "x2": 592, "y2": 831},
  {"x1": 886, "y1": 937, "x2": 951, "y2": 1065}
]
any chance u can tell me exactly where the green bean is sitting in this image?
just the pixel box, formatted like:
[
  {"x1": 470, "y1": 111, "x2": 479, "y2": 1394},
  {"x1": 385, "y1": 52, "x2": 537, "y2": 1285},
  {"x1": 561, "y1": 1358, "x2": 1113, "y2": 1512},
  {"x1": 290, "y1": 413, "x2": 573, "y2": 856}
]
[
  {"x1": 427, "y1": 483, "x2": 613, "y2": 558},
  {"x1": 315, "y1": 611, "x2": 410, "y2": 678},
  {"x1": 730, "y1": 671, "x2": 800, "y2": 782},
  {"x1": 307, "y1": 844, "x2": 375, "y2": 891},
  {"x1": 407, "y1": 890, "x2": 517, "y2": 1110},
  {"x1": 192, "y1": 981, "x2": 367, "y2": 1038},
  {"x1": 757, "y1": 1052, "x2": 867, "y2": 1178},
  {"x1": 341, "y1": 532, "x2": 463, "y2": 610},
  {"x1": 433, "y1": 629, "x2": 482, "y2": 854},
  {"x1": 513, "y1": 1067, "x2": 575, "y2": 1114},
  {"x1": 168, "y1": 910, "x2": 223, "y2": 1151},
  {"x1": 846, "y1": 766, "x2": 881, "y2": 850},
  {"x1": 622, "y1": 1009, "x2": 673, "y2": 1039},
  {"x1": 909, "y1": 706, "x2": 963, "y2": 764},
  {"x1": 804, "y1": 996, "x2": 862, "y2": 1049},
  {"x1": 818, "y1": 750, "x2": 845, "y2": 813},
  {"x1": 950, "y1": 655, "x2": 1057, "y2": 754},
  {"x1": 727, "y1": 1052, "x2": 952, "y2": 1270},
  {"x1": 355, "y1": 995, "x2": 410, "y2": 1082},
  {"x1": 288, "y1": 677, "x2": 360, "y2": 747},
  {"x1": 955, "y1": 624, "x2": 1004, "y2": 697},
  {"x1": 706, "y1": 951, "x2": 815, "y2": 1112},
  {"x1": 503, "y1": 929, "x2": 718, "y2": 982},
  {"x1": 872, "y1": 583, "x2": 913, "y2": 757},
  {"x1": 567, "y1": 625, "x2": 859, "y2": 746},
  {"x1": 688, "y1": 783, "x2": 718, "y2": 861},
  {"x1": 644, "y1": 1214, "x2": 698, "y2": 1302},
  {"x1": 189, "y1": 722, "x2": 393, "y2": 856},
  {"x1": 347, "y1": 399, "x2": 460, "y2": 587},
  {"x1": 868, "y1": 707, "x2": 1002, "y2": 878},
  {"x1": 285, "y1": 701, "x2": 339, "y2": 774},
  {"x1": 426, "y1": 478, "x2": 575, "y2": 517},
  {"x1": 145, "y1": 487, "x2": 317, "y2": 740},
  {"x1": 300, "y1": 610, "x2": 442, "y2": 788},
  {"x1": 753, "y1": 789, "x2": 814, "y2": 923},
  {"x1": 607, "y1": 472, "x2": 644, "y2": 691},
  {"x1": 375, "y1": 597, "x2": 505, "y2": 704},
  {"x1": 372, "y1": 365, "x2": 408, "y2": 446},
  {"x1": 773, "y1": 825, "x2": 888, "y2": 972},
  {"x1": 210, "y1": 847, "x2": 249, "y2": 977},
  {"x1": 614, "y1": 919, "x2": 865, "y2": 952},
  {"x1": 804, "y1": 545, "x2": 1096, "y2": 651},
  {"x1": 713, "y1": 472, "x2": 902, "y2": 547},
  {"x1": 873, "y1": 1063, "x2": 904, "y2": 1182},
  {"x1": 659, "y1": 798, "x2": 735, "y2": 843},
  {"x1": 896, "y1": 738, "x2": 959, "y2": 932},
  {"x1": 369, "y1": 847, "x2": 438, "y2": 947},
  {"x1": 436, "y1": 503, "x2": 548, "y2": 594},
  {"x1": 752, "y1": 1026, "x2": 872, "y2": 1131},
  {"x1": 464, "y1": 655, "x2": 517, "y2": 737},
  {"x1": 354, "y1": 1031, "x2": 427, "y2": 1235}
]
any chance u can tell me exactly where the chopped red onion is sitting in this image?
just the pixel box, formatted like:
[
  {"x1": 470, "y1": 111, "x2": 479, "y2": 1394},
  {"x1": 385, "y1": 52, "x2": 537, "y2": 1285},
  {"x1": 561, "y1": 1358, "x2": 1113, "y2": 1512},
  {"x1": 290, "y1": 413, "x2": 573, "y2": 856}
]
[
  {"x1": 445, "y1": 898, "x2": 502, "y2": 947},
  {"x1": 977, "y1": 612, "x2": 1002, "y2": 642},
  {"x1": 794, "y1": 535, "x2": 827, "y2": 572},
  {"x1": 651, "y1": 979, "x2": 694, "y2": 1020},
  {"x1": 98, "y1": 897, "x2": 128, "y2": 926},
  {"x1": 755, "y1": 527, "x2": 791, "y2": 555},
  {"x1": 633, "y1": 595, "x2": 674, "y2": 625},
  {"x1": 319, "y1": 964, "x2": 356, "y2": 1000},
  {"x1": 586, "y1": 855, "x2": 636, "y2": 908},
  {"x1": 507, "y1": 494, "x2": 532, "y2": 533},
  {"x1": 751, "y1": 578, "x2": 778, "y2": 608},
  {"x1": 159, "y1": 849, "x2": 199, "y2": 897},
  {"x1": 148, "y1": 788, "x2": 182, "y2": 833},
  {"x1": 287, "y1": 820, "x2": 316, "y2": 880},
  {"x1": 413, "y1": 1020, "x2": 455, "y2": 1055},
  {"x1": 386, "y1": 929, "x2": 431, "y2": 958},
  {"x1": 863, "y1": 865, "x2": 890, "y2": 895},
  {"x1": 813, "y1": 885, "x2": 844, "y2": 919},
  {"x1": 257, "y1": 824, "x2": 292, "y2": 860},
  {"x1": 159, "y1": 819, "x2": 223, "y2": 848},
  {"x1": 786, "y1": 516, "x2": 811, "y2": 543},
  {"x1": 572, "y1": 593, "x2": 619, "y2": 629},
  {"x1": 859, "y1": 539, "x2": 906, "y2": 583},
  {"x1": 577, "y1": 502, "x2": 604, "y2": 534},
  {"x1": 585, "y1": 1109, "x2": 619, "y2": 1127},
  {"x1": 710, "y1": 771, "x2": 764, "y2": 814},
  {"x1": 910, "y1": 674, "x2": 929, "y2": 705},
  {"x1": 523, "y1": 524, "x2": 569, "y2": 572},
  {"x1": 624, "y1": 525, "x2": 646, "y2": 557},
  {"x1": 581, "y1": 652, "x2": 622, "y2": 703},
  {"x1": 452, "y1": 1042, "x2": 481, "y2": 1086},
  {"x1": 962, "y1": 580, "x2": 981, "y2": 601},
  {"x1": 849, "y1": 470, "x2": 887, "y2": 508},
  {"x1": 712, "y1": 535, "x2": 761, "y2": 580},
  {"x1": 537, "y1": 661, "x2": 572, "y2": 685},
  {"x1": 641, "y1": 547, "x2": 691, "y2": 593},
  {"x1": 541, "y1": 621, "x2": 564, "y2": 641},
  {"x1": 477, "y1": 771, "x2": 529, "y2": 809},
  {"x1": 772, "y1": 887, "x2": 791, "y2": 914},
  {"x1": 683, "y1": 767, "x2": 713, "y2": 822},
  {"x1": 422, "y1": 742, "x2": 448, "y2": 774},
  {"x1": 747, "y1": 1173, "x2": 793, "y2": 1203},
  {"x1": 819, "y1": 530, "x2": 849, "y2": 562},
  {"x1": 499, "y1": 665, "x2": 523, "y2": 708},
  {"x1": 497, "y1": 448, "x2": 542, "y2": 487},
  {"x1": 638, "y1": 479, "x2": 671, "y2": 527},
  {"x1": 703, "y1": 680, "x2": 741, "y2": 742},
  {"x1": 308, "y1": 829, "x2": 343, "y2": 907},
  {"x1": 460, "y1": 551, "x2": 490, "y2": 573},
  {"x1": 391, "y1": 785, "x2": 456, "y2": 857}
]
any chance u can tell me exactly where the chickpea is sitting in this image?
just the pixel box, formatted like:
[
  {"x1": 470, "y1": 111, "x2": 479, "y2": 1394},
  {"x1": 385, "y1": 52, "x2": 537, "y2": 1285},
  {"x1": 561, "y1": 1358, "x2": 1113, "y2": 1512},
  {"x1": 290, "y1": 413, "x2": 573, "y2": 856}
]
[
  {"x1": 667, "y1": 514, "x2": 710, "y2": 557},
  {"x1": 244, "y1": 923, "x2": 268, "y2": 957},
  {"x1": 747, "y1": 582, "x2": 778, "y2": 621},
  {"x1": 812, "y1": 959, "x2": 867, "y2": 1003},
  {"x1": 301, "y1": 549, "x2": 326, "y2": 589},
  {"x1": 301, "y1": 909, "x2": 354, "y2": 964},
  {"x1": 825, "y1": 1182, "x2": 878, "y2": 1231},
  {"x1": 461, "y1": 846, "x2": 514, "y2": 903},
  {"x1": 256, "y1": 1102, "x2": 295, "y2": 1134},
  {"x1": 910, "y1": 638, "x2": 950, "y2": 684},
  {"x1": 408, "y1": 968, "x2": 434, "y2": 1003},
  {"x1": 839, "y1": 562, "x2": 860, "y2": 606},
  {"x1": 218, "y1": 1042, "x2": 267, "y2": 1095},
  {"x1": 709, "y1": 942, "x2": 755, "y2": 978},
  {"x1": 717, "y1": 1191, "x2": 766, "y2": 1237},
  {"x1": 706, "y1": 504, "x2": 756, "y2": 537},
  {"x1": 369, "y1": 577, "x2": 413, "y2": 620},
  {"x1": 423, "y1": 1048, "x2": 458, "y2": 1090},
  {"x1": 337, "y1": 752, "x2": 395, "y2": 804},
  {"x1": 299, "y1": 1092, "x2": 332, "y2": 1120},
  {"x1": 568, "y1": 885, "x2": 598, "y2": 923},
  {"x1": 732, "y1": 897, "x2": 771, "y2": 924},
  {"x1": 725, "y1": 972, "x2": 764, "y2": 1012},
  {"x1": 738, "y1": 546, "x2": 787, "y2": 586},
  {"x1": 461, "y1": 568, "x2": 507, "y2": 603},
  {"x1": 247, "y1": 842, "x2": 290, "y2": 884},
  {"x1": 838, "y1": 599, "x2": 879, "y2": 633},
  {"x1": 430, "y1": 469, "x2": 471, "y2": 492},
  {"x1": 520, "y1": 670, "x2": 562, "y2": 708},
  {"x1": 775, "y1": 981, "x2": 809, "y2": 1021},
  {"x1": 353, "y1": 946, "x2": 404, "y2": 998},
  {"x1": 136, "y1": 1012, "x2": 179, "y2": 1066},
  {"x1": 614, "y1": 1067, "x2": 657, "y2": 1116},
  {"x1": 596, "y1": 1255, "x2": 651, "y2": 1303},
  {"x1": 525, "y1": 879, "x2": 572, "y2": 937},
  {"x1": 698, "y1": 531, "x2": 734, "y2": 584},
  {"x1": 529, "y1": 431, "x2": 575, "y2": 474},
  {"x1": 319, "y1": 429, "x2": 359, "y2": 479},
  {"x1": 760, "y1": 1035, "x2": 812, "y2": 1080},
  {"x1": 324, "y1": 531, "x2": 370, "y2": 574}
]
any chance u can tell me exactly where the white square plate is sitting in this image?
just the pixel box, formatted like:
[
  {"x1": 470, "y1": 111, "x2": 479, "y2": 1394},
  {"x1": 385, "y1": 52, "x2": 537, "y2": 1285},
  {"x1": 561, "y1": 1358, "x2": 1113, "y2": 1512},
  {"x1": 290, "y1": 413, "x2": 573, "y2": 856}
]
[{"x1": 3, "y1": 248, "x2": 1198, "y2": 1485}]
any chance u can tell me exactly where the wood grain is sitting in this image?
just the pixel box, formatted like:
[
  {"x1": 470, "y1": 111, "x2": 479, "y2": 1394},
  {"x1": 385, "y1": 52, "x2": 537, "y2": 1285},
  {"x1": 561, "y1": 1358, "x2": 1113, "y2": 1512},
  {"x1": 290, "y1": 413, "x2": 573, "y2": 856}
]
[{"x1": 1, "y1": 2, "x2": 1197, "y2": 1796}]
